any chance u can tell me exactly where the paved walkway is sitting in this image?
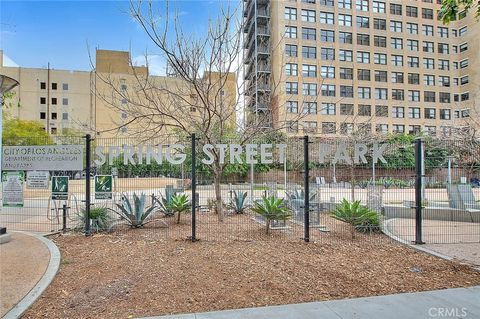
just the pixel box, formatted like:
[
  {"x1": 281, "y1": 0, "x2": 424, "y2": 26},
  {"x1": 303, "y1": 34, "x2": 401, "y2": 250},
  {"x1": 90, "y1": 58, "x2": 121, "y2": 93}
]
[
  {"x1": 0, "y1": 231, "x2": 59, "y2": 318},
  {"x1": 141, "y1": 286, "x2": 480, "y2": 319}
]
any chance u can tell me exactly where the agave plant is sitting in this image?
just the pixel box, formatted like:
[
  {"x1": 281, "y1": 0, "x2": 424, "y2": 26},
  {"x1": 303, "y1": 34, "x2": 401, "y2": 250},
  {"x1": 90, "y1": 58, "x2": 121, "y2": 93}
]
[
  {"x1": 251, "y1": 196, "x2": 291, "y2": 234},
  {"x1": 76, "y1": 206, "x2": 111, "y2": 232},
  {"x1": 229, "y1": 190, "x2": 248, "y2": 214},
  {"x1": 114, "y1": 193, "x2": 157, "y2": 228},
  {"x1": 331, "y1": 199, "x2": 380, "y2": 239},
  {"x1": 168, "y1": 193, "x2": 191, "y2": 224},
  {"x1": 152, "y1": 193, "x2": 175, "y2": 217}
]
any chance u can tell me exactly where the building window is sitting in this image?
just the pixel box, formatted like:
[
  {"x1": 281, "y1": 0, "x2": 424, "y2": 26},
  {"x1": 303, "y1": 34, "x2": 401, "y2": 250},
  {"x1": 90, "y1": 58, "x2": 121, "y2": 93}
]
[
  {"x1": 340, "y1": 67, "x2": 353, "y2": 79},
  {"x1": 302, "y1": 64, "x2": 317, "y2": 77},
  {"x1": 392, "y1": 107, "x2": 404, "y2": 118},
  {"x1": 320, "y1": 29, "x2": 334, "y2": 42},
  {"x1": 375, "y1": 105, "x2": 388, "y2": 117},
  {"x1": 376, "y1": 124, "x2": 389, "y2": 134},
  {"x1": 338, "y1": 0, "x2": 352, "y2": 9},
  {"x1": 422, "y1": 24, "x2": 434, "y2": 36},
  {"x1": 340, "y1": 103, "x2": 354, "y2": 115},
  {"x1": 339, "y1": 31, "x2": 352, "y2": 43},
  {"x1": 320, "y1": 66, "x2": 335, "y2": 78},
  {"x1": 341, "y1": 123, "x2": 354, "y2": 135},
  {"x1": 51, "y1": 98, "x2": 57, "y2": 105},
  {"x1": 393, "y1": 124, "x2": 405, "y2": 133},
  {"x1": 391, "y1": 72, "x2": 404, "y2": 83},
  {"x1": 62, "y1": 113, "x2": 68, "y2": 120},
  {"x1": 340, "y1": 85, "x2": 354, "y2": 97},
  {"x1": 408, "y1": 56, "x2": 419, "y2": 68},
  {"x1": 408, "y1": 125, "x2": 421, "y2": 135},
  {"x1": 424, "y1": 91, "x2": 436, "y2": 102},
  {"x1": 409, "y1": 90, "x2": 420, "y2": 102},
  {"x1": 62, "y1": 83, "x2": 69, "y2": 91},
  {"x1": 459, "y1": 43, "x2": 468, "y2": 52},
  {"x1": 375, "y1": 88, "x2": 388, "y2": 100},
  {"x1": 320, "y1": 84, "x2": 335, "y2": 96},
  {"x1": 459, "y1": 26, "x2": 467, "y2": 36},
  {"x1": 40, "y1": 97, "x2": 46, "y2": 104},
  {"x1": 357, "y1": 51, "x2": 370, "y2": 63},
  {"x1": 424, "y1": 108, "x2": 436, "y2": 119},
  {"x1": 374, "y1": 53, "x2": 387, "y2": 65},
  {"x1": 357, "y1": 33, "x2": 370, "y2": 45},
  {"x1": 320, "y1": 11, "x2": 335, "y2": 24},
  {"x1": 358, "y1": 104, "x2": 372, "y2": 116},
  {"x1": 51, "y1": 82, "x2": 57, "y2": 90},
  {"x1": 438, "y1": 43, "x2": 449, "y2": 54},
  {"x1": 302, "y1": 9, "x2": 317, "y2": 22},
  {"x1": 375, "y1": 71, "x2": 387, "y2": 82},
  {"x1": 62, "y1": 98, "x2": 68, "y2": 106},
  {"x1": 438, "y1": 59, "x2": 450, "y2": 70},
  {"x1": 40, "y1": 112, "x2": 46, "y2": 119},
  {"x1": 391, "y1": 55, "x2": 403, "y2": 66},
  {"x1": 357, "y1": 16, "x2": 369, "y2": 28},
  {"x1": 438, "y1": 26, "x2": 449, "y2": 38},
  {"x1": 339, "y1": 49, "x2": 353, "y2": 62},
  {"x1": 339, "y1": 14, "x2": 352, "y2": 26},
  {"x1": 320, "y1": 0, "x2": 334, "y2": 6},
  {"x1": 460, "y1": 76, "x2": 469, "y2": 85},
  {"x1": 425, "y1": 126, "x2": 436, "y2": 136},
  {"x1": 51, "y1": 112, "x2": 57, "y2": 120},
  {"x1": 321, "y1": 48, "x2": 335, "y2": 60},
  {"x1": 372, "y1": 1, "x2": 385, "y2": 13},
  {"x1": 302, "y1": 27, "x2": 316, "y2": 40},
  {"x1": 407, "y1": 39, "x2": 419, "y2": 51},
  {"x1": 303, "y1": 121, "x2": 318, "y2": 133},
  {"x1": 322, "y1": 122, "x2": 336, "y2": 134},
  {"x1": 287, "y1": 121, "x2": 299, "y2": 133},
  {"x1": 406, "y1": 6, "x2": 418, "y2": 17},
  {"x1": 356, "y1": 0, "x2": 369, "y2": 11},
  {"x1": 423, "y1": 58, "x2": 435, "y2": 69},
  {"x1": 439, "y1": 76, "x2": 450, "y2": 87},
  {"x1": 373, "y1": 18, "x2": 386, "y2": 30},
  {"x1": 423, "y1": 41, "x2": 434, "y2": 53},
  {"x1": 459, "y1": 59, "x2": 469, "y2": 69},
  {"x1": 424, "y1": 75, "x2": 435, "y2": 86},
  {"x1": 285, "y1": 7, "x2": 297, "y2": 20},
  {"x1": 286, "y1": 101, "x2": 298, "y2": 113},
  {"x1": 390, "y1": 3, "x2": 402, "y2": 15},
  {"x1": 358, "y1": 87, "x2": 371, "y2": 99},
  {"x1": 374, "y1": 36, "x2": 386, "y2": 48},
  {"x1": 40, "y1": 82, "x2": 46, "y2": 90},
  {"x1": 422, "y1": 8, "x2": 433, "y2": 19},
  {"x1": 286, "y1": 82, "x2": 298, "y2": 94},
  {"x1": 303, "y1": 102, "x2": 318, "y2": 114},
  {"x1": 390, "y1": 21, "x2": 402, "y2": 32},
  {"x1": 392, "y1": 89, "x2": 404, "y2": 101},
  {"x1": 51, "y1": 128, "x2": 57, "y2": 135},
  {"x1": 358, "y1": 69, "x2": 371, "y2": 81},
  {"x1": 321, "y1": 103, "x2": 336, "y2": 115},
  {"x1": 285, "y1": 26, "x2": 297, "y2": 38},
  {"x1": 440, "y1": 109, "x2": 451, "y2": 120},
  {"x1": 285, "y1": 63, "x2": 298, "y2": 76},
  {"x1": 302, "y1": 46, "x2": 316, "y2": 59},
  {"x1": 391, "y1": 38, "x2": 403, "y2": 49},
  {"x1": 303, "y1": 83, "x2": 318, "y2": 96},
  {"x1": 408, "y1": 107, "x2": 421, "y2": 119},
  {"x1": 439, "y1": 92, "x2": 451, "y2": 103},
  {"x1": 407, "y1": 23, "x2": 418, "y2": 34},
  {"x1": 285, "y1": 44, "x2": 298, "y2": 57}
]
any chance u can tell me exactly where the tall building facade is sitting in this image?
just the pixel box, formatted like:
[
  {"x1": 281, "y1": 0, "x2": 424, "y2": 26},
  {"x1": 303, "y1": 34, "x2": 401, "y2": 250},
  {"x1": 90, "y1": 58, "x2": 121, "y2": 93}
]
[{"x1": 243, "y1": 0, "x2": 480, "y2": 137}]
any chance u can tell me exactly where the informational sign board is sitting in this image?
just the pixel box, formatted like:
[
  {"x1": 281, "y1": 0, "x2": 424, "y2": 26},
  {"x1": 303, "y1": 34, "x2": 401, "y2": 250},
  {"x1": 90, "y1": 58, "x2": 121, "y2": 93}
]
[
  {"x1": 2, "y1": 145, "x2": 84, "y2": 171},
  {"x1": 26, "y1": 171, "x2": 50, "y2": 189},
  {"x1": 2, "y1": 171, "x2": 25, "y2": 207},
  {"x1": 51, "y1": 176, "x2": 69, "y2": 200},
  {"x1": 95, "y1": 175, "x2": 113, "y2": 199}
]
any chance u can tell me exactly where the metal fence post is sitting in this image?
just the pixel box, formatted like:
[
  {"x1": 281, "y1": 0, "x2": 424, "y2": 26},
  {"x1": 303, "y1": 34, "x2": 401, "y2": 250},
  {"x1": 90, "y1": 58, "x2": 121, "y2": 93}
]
[
  {"x1": 414, "y1": 138, "x2": 425, "y2": 244},
  {"x1": 85, "y1": 134, "x2": 92, "y2": 236},
  {"x1": 191, "y1": 133, "x2": 197, "y2": 242},
  {"x1": 62, "y1": 204, "x2": 68, "y2": 233},
  {"x1": 304, "y1": 135, "x2": 310, "y2": 243}
]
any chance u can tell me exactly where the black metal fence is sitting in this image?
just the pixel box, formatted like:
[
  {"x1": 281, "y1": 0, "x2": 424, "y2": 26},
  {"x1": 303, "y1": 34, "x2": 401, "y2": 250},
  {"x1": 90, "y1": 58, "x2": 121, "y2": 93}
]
[{"x1": 1, "y1": 134, "x2": 479, "y2": 245}]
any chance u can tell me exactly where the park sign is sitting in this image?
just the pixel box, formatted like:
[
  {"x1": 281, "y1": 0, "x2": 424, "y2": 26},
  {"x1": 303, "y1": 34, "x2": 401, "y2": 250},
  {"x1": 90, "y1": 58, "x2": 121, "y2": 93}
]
[
  {"x1": 52, "y1": 176, "x2": 69, "y2": 200},
  {"x1": 93, "y1": 142, "x2": 387, "y2": 166},
  {"x1": 2, "y1": 171, "x2": 24, "y2": 207},
  {"x1": 95, "y1": 175, "x2": 113, "y2": 199},
  {"x1": 2, "y1": 145, "x2": 83, "y2": 171},
  {"x1": 26, "y1": 171, "x2": 50, "y2": 189}
]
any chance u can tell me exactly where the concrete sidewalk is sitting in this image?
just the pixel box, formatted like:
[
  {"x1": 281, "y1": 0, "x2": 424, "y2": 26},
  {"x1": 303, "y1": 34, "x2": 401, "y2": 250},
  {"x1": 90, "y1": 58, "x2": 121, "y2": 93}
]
[{"x1": 141, "y1": 286, "x2": 480, "y2": 319}]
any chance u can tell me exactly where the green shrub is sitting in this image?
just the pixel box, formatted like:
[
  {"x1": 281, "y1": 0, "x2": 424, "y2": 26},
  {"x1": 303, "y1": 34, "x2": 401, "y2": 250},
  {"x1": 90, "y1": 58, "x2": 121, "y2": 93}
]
[
  {"x1": 251, "y1": 196, "x2": 291, "y2": 234},
  {"x1": 152, "y1": 193, "x2": 175, "y2": 217},
  {"x1": 114, "y1": 193, "x2": 157, "y2": 228},
  {"x1": 168, "y1": 194, "x2": 191, "y2": 224},
  {"x1": 75, "y1": 206, "x2": 111, "y2": 232},
  {"x1": 229, "y1": 190, "x2": 248, "y2": 214},
  {"x1": 331, "y1": 199, "x2": 380, "y2": 239}
]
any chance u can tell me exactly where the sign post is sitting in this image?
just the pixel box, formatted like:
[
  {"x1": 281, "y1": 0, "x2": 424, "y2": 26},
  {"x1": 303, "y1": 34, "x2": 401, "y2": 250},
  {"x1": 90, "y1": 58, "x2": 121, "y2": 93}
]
[{"x1": 51, "y1": 176, "x2": 69, "y2": 200}]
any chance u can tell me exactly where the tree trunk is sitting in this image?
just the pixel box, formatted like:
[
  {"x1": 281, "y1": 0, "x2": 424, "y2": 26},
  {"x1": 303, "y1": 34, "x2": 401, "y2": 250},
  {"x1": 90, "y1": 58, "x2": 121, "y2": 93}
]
[
  {"x1": 213, "y1": 169, "x2": 224, "y2": 222},
  {"x1": 350, "y1": 165, "x2": 355, "y2": 201},
  {"x1": 176, "y1": 211, "x2": 181, "y2": 224},
  {"x1": 265, "y1": 218, "x2": 271, "y2": 234}
]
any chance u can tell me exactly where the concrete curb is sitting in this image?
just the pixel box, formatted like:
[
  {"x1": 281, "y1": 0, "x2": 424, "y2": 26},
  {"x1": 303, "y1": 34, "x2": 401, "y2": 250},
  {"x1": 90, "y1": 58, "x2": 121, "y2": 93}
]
[{"x1": 3, "y1": 231, "x2": 61, "y2": 319}]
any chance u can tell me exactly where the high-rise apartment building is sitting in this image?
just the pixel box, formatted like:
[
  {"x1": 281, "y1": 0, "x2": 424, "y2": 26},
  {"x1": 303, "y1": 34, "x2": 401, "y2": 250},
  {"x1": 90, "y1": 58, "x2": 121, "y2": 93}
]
[{"x1": 243, "y1": 0, "x2": 480, "y2": 137}]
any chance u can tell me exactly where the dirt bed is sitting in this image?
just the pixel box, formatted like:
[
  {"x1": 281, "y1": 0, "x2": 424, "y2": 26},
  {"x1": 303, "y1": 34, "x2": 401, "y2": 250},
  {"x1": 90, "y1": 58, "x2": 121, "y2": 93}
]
[{"x1": 23, "y1": 218, "x2": 480, "y2": 319}]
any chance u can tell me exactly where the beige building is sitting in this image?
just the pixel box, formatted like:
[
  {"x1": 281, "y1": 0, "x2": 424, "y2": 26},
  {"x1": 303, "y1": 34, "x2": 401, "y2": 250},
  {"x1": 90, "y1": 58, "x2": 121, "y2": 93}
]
[
  {"x1": 243, "y1": 0, "x2": 480, "y2": 137},
  {"x1": 1, "y1": 49, "x2": 237, "y2": 138}
]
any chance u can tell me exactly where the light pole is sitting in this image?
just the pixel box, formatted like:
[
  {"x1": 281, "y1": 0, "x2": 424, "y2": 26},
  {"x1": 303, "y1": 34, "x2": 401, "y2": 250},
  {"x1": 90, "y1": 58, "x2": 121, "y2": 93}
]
[
  {"x1": 446, "y1": 155, "x2": 455, "y2": 184},
  {"x1": 0, "y1": 74, "x2": 20, "y2": 238}
]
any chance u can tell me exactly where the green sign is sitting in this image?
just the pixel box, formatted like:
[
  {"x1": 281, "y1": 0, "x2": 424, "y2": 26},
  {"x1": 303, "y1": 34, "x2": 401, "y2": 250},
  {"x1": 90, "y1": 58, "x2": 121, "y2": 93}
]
[
  {"x1": 95, "y1": 175, "x2": 113, "y2": 199},
  {"x1": 2, "y1": 171, "x2": 25, "y2": 207},
  {"x1": 52, "y1": 176, "x2": 69, "y2": 200}
]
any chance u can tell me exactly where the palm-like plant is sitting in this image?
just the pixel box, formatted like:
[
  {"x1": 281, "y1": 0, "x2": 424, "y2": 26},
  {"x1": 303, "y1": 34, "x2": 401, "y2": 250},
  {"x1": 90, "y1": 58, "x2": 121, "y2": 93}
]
[
  {"x1": 114, "y1": 193, "x2": 157, "y2": 228},
  {"x1": 331, "y1": 199, "x2": 380, "y2": 239},
  {"x1": 251, "y1": 196, "x2": 291, "y2": 234},
  {"x1": 168, "y1": 194, "x2": 191, "y2": 224},
  {"x1": 229, "y1": 190, "x2": 248, "y2": 214}
]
